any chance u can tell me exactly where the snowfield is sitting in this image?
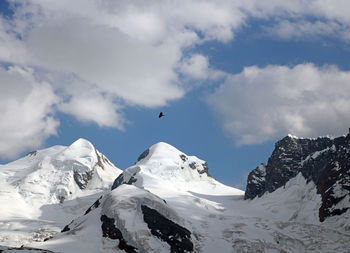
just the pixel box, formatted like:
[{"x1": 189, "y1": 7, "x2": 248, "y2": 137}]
[{"x1": 1, "y1": 140, "x2": 349, "y2": 252}]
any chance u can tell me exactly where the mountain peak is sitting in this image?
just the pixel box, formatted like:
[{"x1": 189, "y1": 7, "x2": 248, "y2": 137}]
[
  {"x1": 136, "y1": 142, "x2": 184, "y2": 164},
  {"x1": 2, "y1": 139, "x2": 121, "y2": 205},
  {"x1": 69, "y1": 138, "x2": 94, "y2": 149},
  {"x1": 112, "y1": 142, "x2": 220, "y2": 191},
  {"x1": 57, "y1": 138, "x2": 97, "y2": 169}
]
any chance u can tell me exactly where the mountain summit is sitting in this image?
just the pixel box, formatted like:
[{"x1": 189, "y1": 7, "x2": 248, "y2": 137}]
[
  {"x1": 1, "y1": 139, "x2": 350, "y2": 252},
  {"x1": 0, "y1": 138, "x2": 121, "y2": 247},
  {"x1": 2, "y1": 138, "x2": 121, "y2": 205},
  {"x1": 111, "y1": 142, "x2": 217, "y2": 192}
]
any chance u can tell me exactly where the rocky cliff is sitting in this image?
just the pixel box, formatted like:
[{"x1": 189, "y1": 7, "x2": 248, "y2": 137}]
[{"x1": 245, "y1": 132, "x2": 350, "y2": 221}]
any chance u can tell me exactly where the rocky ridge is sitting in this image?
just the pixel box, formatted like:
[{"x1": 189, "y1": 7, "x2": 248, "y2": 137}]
[{"x1": 245, "y1": 132, "x2": 350, "y2": 221}]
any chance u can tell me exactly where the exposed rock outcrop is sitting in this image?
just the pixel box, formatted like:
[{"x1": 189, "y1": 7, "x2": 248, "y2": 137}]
[
  {"x1": 141, "y1": 205, "x2": 193, "y2": 253},
  {"x1": 245, "y1": 133, "x2": 350, "y2": 221},
  {"x1": 100, "y1": 215, "x2": 138, "y2": 253}
]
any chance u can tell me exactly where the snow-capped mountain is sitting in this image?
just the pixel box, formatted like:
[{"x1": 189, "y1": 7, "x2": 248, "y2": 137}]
[
  {"x1": 1, "y1": 139, "x2": 350, "y2": 252},
  {"x1": 37, "y1": 142, "x2": 243, "y2": 252},
  {"x1": 4, "y1": 138, "x2": 120, "y2": 205},
  {"x1": 0, "y1": 138, "x2": 121, "y2": 247},
  {"x1": 246, "y1": 132, "x2": 350, "y2": 222},
  {"x1": 111, "y1": 142, "x2": 225, "y2": 195}
]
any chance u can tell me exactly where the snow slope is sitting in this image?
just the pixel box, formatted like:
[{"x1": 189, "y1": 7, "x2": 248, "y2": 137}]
[
  {"x1": 27, "y1": 142, "x2": 350, "y2": 253},
  {"x1": 0, "y1": 138, "x2": 121, "y2": 247}
]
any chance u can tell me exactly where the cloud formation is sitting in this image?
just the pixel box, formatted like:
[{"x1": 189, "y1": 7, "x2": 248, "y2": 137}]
[
  {"x1": 208, "y1": 64, "x2": 350, "y2": 145},
  {"x1": 1, "y1": 0, "x2": 350, "y2": 157},
  {"x1": 179, "y1": 54, "x2": 225, "y2": 81},
  {"x1": 58, "y1": 81, "x2": 125, "y2": 129},
  {"x1": 0, "y1": 66, "x2": 58, "y2": 158}
]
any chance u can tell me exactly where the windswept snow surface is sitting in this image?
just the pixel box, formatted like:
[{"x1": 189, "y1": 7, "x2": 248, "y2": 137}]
[
  {"x1": 0, "y1": 138, "x2": 121, "y2": 247},
  {"x1": 1, "y1": 141, "x2": 350, "y2": 252}
]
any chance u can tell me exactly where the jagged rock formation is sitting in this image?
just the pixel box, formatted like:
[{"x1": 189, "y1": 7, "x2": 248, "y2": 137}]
[
  {"x1": 141, "y1": 205, "x2": 193, "y2": 253},
  {"x1": 245, "y1": 133, "x2": 350, "y2": 221},
  {"x1": 100, "y1": 214, "x2": 138, "y2": 253}
]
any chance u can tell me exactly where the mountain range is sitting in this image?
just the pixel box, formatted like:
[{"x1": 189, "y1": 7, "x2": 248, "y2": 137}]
[{"x1": 0, "y1": 135, "x2": 349, "y2": 252}]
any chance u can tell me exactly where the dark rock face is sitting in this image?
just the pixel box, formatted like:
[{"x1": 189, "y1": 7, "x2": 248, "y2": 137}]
[
  {"x1": 180, "y1": 154, "x2": 188, "y2": 162},
  {"x1": 26, "y1": 150, "x2": 37, "y2": 157},
  {"x1": 73, "y1": 170, "x2": 93, "y2": 190},
  {"x1": 137, "y1": 148, "x2": 149, "y2": 162},
  {"x1": 85, "y1": 196, "x2": 102, "y2": 215},
  {"x1": 61, "y1": 220, "x2": 73, "y2": 232},
  {"x1": 141, "y1": 205, "x2": 193, "y2": 253},
  {"x1": 100, "y1": 215, "x2": 138, "y2": 253},
  {"x1": 61, "y1": 224, "x2": 70, "y2": 233},
  {"x1": 111, "y1": 173, "x2": 138, "y2": 190},
  {"x1": 188, "y1": 162, "x2": 197, "y2": 170},
  {"x1": 200, "y1": 162, "x2": 210, "y2": 176},
  {"x1": 188, "y1": 161, "x2": 212, "y2": 177},
  {"x1": 245, "y1": 134, "x2": 350, "y2": 221},
  {"x1": 265, "y1": 136, "x2": 332, "y2": 194},
  {"x1": 244, "y1": 164, "x2": 267, "y2": 199}
]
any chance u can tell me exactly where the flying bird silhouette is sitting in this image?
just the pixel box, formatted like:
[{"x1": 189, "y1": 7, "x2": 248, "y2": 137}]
[{"x1": 158, "y1": 112, "x2": 164, "y2": 118}]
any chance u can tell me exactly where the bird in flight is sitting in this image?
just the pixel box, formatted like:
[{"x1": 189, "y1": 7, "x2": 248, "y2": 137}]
[{"x1": 158, "y1": 112, "x2": 164, "y2": 118}]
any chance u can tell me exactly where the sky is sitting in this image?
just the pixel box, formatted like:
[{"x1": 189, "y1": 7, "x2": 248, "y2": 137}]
[{"x1": 1, "y1": 0, "x2": 350, "y2": 189}]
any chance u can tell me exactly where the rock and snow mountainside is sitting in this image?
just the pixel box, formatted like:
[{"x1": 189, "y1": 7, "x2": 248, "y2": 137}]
[
  {"x1": 2, "y1": 140, "x2": 350, "y2": 252},
  {"x1": 38, "y1": 142, "x2": 244, "y2": 253},
  {"x1": 245, "y1": 133, "x2": 350, "y2": 222},
  {"x1": 0, "y1": 138, "x2": 121, "y2": 247},
  {"x1": 27, "y1": 141, "x2": 350, "y2": 253}
]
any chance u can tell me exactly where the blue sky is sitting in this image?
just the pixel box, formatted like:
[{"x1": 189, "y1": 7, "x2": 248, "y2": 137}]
[{"x1": 1, "y1": 0, "x2": 350, "y2": 188}]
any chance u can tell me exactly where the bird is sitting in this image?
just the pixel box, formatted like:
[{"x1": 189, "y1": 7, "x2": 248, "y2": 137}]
[{"x1": 158, "y1": 112, "x2": 164, "y2": 118}]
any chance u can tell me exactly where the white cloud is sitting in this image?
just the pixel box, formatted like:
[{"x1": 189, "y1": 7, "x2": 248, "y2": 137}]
[
  {"x1": 26, "y1": 18, "x2": 184, "y2": 107},
  {"x1": 5, "y1": 0, "x2": 350, "y2": 109},
  {"x1": 58, "y1": 81, "x2": 125, "y2": 129},
  {"x1": 251, "y1": 0, "x2": 350, "y2": 42},
  {"x1": 208, "y1": 63, "x2": 350, "y2": 145},
  {"x1": 59, "y1": 95, "x2": 124, "y2": 129},
  {"x1": 242, "y1": 0, "x2": 350, "y2": 23},
  {"x1": 1, "y1": 0, "x2": 350, "y2": 157},
  {"x1": 0, "y1": 18, "x2": 28, "y2": 64},
  {"x1": 1, "y1": 0, "x2": 249, "y2": 157},
  {"x1": 264, "y1": 20, "x2": 350, "y2": 41},
  {"x1": 0, "y1": 0, "x2": 247, "y2": 137},
  {"x1": 0, "y1": 66, "x2": 59, "y2": 158},
  {"x1": 179, "y1": 54, "x2": 225, "y2": 81}
]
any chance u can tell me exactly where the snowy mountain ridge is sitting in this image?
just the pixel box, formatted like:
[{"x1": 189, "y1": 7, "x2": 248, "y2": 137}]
[
  {"x1": 1, "y1": 138, "x2": 350, "y2": 252},
  {"x1": 246, "y1": 132, "x2": 350, "y2": 222}
]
